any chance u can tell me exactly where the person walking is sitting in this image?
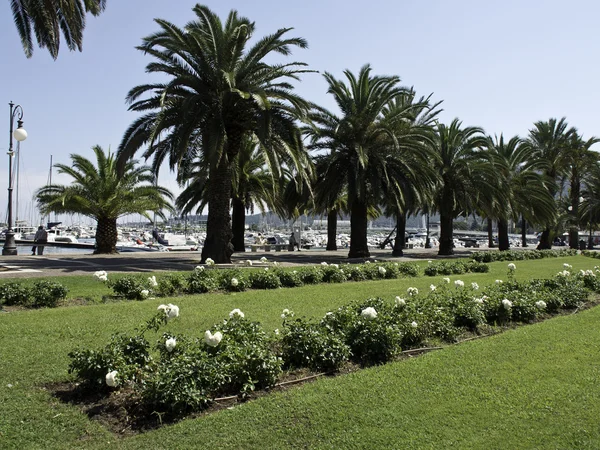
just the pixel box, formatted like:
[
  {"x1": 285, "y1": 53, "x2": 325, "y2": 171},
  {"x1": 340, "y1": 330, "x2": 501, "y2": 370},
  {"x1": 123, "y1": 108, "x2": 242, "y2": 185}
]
[
  {"x1": 32, "y1": 225, "x2": 48, "y2": 255},
  {"x1": 289, "y1": 232, "x2": 300, "y2": 251}
]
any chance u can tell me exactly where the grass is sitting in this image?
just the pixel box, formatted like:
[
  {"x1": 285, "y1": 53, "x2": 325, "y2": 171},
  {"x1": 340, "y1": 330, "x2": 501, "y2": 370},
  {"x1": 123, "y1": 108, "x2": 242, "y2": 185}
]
[{"x1": 1, "y1": 255, "x2": 599, "y2": 448}]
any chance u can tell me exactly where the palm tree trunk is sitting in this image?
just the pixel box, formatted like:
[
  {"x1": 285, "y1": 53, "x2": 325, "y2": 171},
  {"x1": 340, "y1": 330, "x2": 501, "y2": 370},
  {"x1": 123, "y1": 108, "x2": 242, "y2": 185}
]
[
  {"x1": 348, "y1": 200, "x2": 370, "y2": 258},
  {"x1": 201, "y1": 159, "x2": 233, "y2": 264},
  {"x1": 487, "y1": 218, "x2": 496, "y2": 248},
  {"x1": 537, "y1": 228, "x2": 552, "y2": 250},
  {"x1": 392, "y1": 210, "x2": 406, "y2": 257},
  {"x1": 326, "y1": 208, "x2": 337, "y2": 251},
  {"x1": 569, "y1": 229, "x2": 579, "y2": 249},
  {"x1": 521, "y1": 216, "x2": 528, "y2": 247},
  {"x1": 498, "y1": 218, "x2": 510, "y2": 251},
  {"x1": 231, "y1": 196, "x2": 246, "y2": 252},
  {"x1": 438, "y1": 212, "x2": 454, "y2": 255},
  {"x1": 94, "y1": 216, "x2": 118, "y2": 254}
]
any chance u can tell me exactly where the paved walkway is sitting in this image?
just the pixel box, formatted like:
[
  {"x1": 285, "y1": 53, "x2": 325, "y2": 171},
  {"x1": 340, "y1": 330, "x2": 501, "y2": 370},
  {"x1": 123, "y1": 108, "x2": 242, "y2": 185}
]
[{"x1": 0, "y1": 247, "x2": 488, "y2": 279}]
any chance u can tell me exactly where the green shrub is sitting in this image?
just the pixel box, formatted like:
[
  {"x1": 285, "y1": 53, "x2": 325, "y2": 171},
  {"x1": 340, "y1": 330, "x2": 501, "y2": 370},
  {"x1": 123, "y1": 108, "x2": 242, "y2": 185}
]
[
  {"x1": 110, "y1": 276, "x2": 150, "y2": 300},
  {"x1": 321, "y1": 264, "x2": 348, "y2": 283},
  {"x1": 0, "y1": 282, "x2": 30, "y2": 306},
  {"x1": 140, "y1": 347, "x2": 221, "y2": 414},
  {"x1": 396, "y1": 262, "x2": 421, "y2": 277},
  {"x1": 274, "y1": 269, "x2": 304, "y2": 288},
  {"x1": 30, "y1": 280, "x2": 68, "y2": 308},
  {"x1": 344, "y1": 298, "x2": 403, "y2": 366},
  {"x1": 68, "y1": 334, "x2": 151, "y2": 389},
  {"x1": 281, "y1": 317, "x2": 350, "y2": 372},
  {"x1": 576, "y1": 269, "x2": 600, "y2": 292},
  {"x1": 343, "y1": 264, "x2": 368, "y2": 281},
  {"x1": 297, "y1": 266, "x2": 324, "y2": 285},
  {"x1": 217, "y1": 269, "x2": 249, "y2": 292},
  {"x1": 205, "y1": 314, "x2": 282, "y2": 395},
  {"x1": 447, "y1": 292, "x2": 486, "y2": 330},
  {"x1": 248, "y1": 269, "x2": 281, "y2": 290},
  {"x1": 472, "y1": 249, "x2": 578, "y2": 263},
  {"x1": 155, "y1": 273, "x2": 186, "y2": 297},
  {"x1": 186, "y1": 268, "x2": 219, "y2": 294}
]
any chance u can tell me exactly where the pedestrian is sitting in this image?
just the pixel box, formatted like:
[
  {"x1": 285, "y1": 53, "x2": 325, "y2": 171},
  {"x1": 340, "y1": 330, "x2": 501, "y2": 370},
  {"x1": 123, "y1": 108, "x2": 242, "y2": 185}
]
[
  {"x1": 33, "y1": 225, "x2": 48, "y2": 255},
  {"x1": 289, "y1": 232, "x2": 300, "y2": 251}
]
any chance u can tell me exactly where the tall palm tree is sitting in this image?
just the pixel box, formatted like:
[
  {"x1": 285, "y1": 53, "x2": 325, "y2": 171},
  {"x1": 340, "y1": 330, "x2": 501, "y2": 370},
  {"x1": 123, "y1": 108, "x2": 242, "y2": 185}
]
[
  {"x1": 528, "y1": 118, "x2": 577, "y2": 249},
  {"x1": 485, "y1": 135, "x2": 556, "y2": 250},
  {"x1": 117, "y1": 5, "x2": 313, "y2": 263},
  {"x1": 35, "y1": 145, "x2": 173, "y2": 254},
  {"x1": 10, "y1": 0, "x2": 106, "y2": 59},
  {"x1": 308, "y1": 65, "x2": 434, "y2": 258},
  {"x1": 431, "y1": 119, "x2": 488, "y2": 255}
]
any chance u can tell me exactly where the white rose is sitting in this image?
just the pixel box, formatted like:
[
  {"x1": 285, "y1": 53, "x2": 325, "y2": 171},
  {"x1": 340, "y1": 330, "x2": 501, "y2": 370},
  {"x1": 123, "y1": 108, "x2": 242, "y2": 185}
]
[
  {"x1": 105, "y1": 370, "x2": 118, "y2": 387},
  {"x1": 165, "y1": 337, "x2": 177, "y2": 352},
  {"x1": 229, "y1": 308, "x2": 245, "y2": 318},
  {"x1": 361, "y1": 307, "x2": 377, "y2": 319}
]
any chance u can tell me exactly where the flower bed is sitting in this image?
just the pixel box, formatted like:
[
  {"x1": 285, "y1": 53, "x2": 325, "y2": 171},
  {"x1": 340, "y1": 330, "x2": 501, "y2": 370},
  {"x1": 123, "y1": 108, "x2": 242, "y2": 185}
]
[
  {"x1": 471, "y1": 249, "x2": 578, "y2": 263},
  {"x1": 66, "y1": 263, "x2": 600, "y2": 424},
  {"x1": 97, "y1": 259, "x2": 489, "y2": 301}
]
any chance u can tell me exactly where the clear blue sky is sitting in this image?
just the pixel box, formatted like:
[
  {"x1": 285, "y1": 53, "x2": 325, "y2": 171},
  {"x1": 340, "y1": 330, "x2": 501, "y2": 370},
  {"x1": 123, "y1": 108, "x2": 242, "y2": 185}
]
[{"x1": 1, "y1": 0, "x2": 599, "y2": 225}]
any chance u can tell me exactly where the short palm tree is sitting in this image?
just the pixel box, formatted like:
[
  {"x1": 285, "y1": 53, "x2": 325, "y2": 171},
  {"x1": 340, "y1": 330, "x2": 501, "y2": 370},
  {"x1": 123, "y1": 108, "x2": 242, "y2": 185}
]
[
  {"x1": 10, "y1": 0, "x2": 106, "y2": 59},
  {"x1": 431, "y1": 119, "x2": 488, "y2": 255},
  {"x1": 117, "y1": 5, "x2": 312, "y2": 263},
  {"x1": 485, "y1": 135, "x2": 555, "y2": 250},
  {"x1": 528, "y1": 118, "x2": 577, "y2": 249},
  {"x1": 563, "y1": 133, "x2": 600, "y2": 248},
  {"x1": 176, "y1": 137, "x2": 276, "y2": 252},
  {"x1": 580, "y1": 163, "x2": 600, "y2": 247},
  {"x1": 35, "y1": 145, "x2": 173, "y2": 254},
  {"x1": 382, "y1": 90, "x2": 441, "y2": 256}
]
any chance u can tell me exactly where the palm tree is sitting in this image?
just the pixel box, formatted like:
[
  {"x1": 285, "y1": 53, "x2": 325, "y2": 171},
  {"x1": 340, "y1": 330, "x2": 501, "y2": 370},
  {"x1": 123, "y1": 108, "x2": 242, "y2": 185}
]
[
  {"x1": 117, "y1": 5, "x2": 312, "y2": 264},
  {"x1": 35, "y1": 146, "x2": 173, "y2": 254},
  {"x1": 10, "y1": 0, "x2": 106, "y2": 59},
  {"x1": 311, "y1": 154, "x2": 348, "y2": 251},
  {"x1": 431, "y1": 119, "x2": 488, "y2": 255},
  {"x1": 176, "y1": 137, "x2": 277, "y2": 252},
  {"x1": 528, "y1": 118, "x2": 577, "y2": 249},
  {"x1": 580, "y1": 163, "x2": 600, "y2": 248},
  {"x1": 563, "y1": 133, "x2": 600, "y2": 248},
  {"x1": 382, "y1": 90, "x2": 441, "y2": 256},
  {"x1": 308, "y1": 65, "x2": 435, "y2": 258},
  {"x1": 485, "y1": 135, "x2": 556, "y2": 251}
]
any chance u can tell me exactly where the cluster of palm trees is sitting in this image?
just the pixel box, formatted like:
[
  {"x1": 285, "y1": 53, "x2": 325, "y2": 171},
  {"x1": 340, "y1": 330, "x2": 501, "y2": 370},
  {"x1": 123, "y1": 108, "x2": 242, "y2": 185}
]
[{"x1": 31, "y1": 5, "x2": 600, "y2": 258}]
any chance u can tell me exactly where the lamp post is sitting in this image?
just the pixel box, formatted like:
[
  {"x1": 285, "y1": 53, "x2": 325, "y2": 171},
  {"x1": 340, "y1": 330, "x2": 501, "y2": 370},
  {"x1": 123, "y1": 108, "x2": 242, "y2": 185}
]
[{"x1": 2, "y1": 102, "x2": 27, "y2": 256}]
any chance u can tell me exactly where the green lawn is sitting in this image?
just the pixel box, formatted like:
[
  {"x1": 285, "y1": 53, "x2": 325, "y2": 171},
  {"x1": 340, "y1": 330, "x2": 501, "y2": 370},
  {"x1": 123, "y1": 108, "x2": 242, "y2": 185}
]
[{"x1": 1, "y1": 255, "x2": 599, "y2": 449}]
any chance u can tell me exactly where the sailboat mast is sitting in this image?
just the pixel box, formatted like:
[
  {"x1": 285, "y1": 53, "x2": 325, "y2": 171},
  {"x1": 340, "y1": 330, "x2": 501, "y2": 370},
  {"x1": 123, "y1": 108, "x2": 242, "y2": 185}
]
[{"x1": 46, "y1": 155, "x2": 52, "y2": 226}]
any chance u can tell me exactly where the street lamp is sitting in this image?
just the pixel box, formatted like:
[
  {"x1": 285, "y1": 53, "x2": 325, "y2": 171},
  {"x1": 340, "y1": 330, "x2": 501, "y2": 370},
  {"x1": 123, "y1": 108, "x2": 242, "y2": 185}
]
[{"x1": 2, "y1": 102, "x2": 27, "y2": 256}]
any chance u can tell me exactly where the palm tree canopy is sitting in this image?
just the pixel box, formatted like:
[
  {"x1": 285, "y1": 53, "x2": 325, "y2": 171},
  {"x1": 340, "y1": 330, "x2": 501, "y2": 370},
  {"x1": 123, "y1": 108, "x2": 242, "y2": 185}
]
[
  {"x1": 528, "y1": 117, "x2": 577, "y2": 181},
  {"x1": 432, "y1": 119, "x2": 490, "y2": 218},
  {"x1": 35, "y1": 145, "x2": 173, "y2": 220},
  {"x1": 485, "y1": 134, "x2": 555, "y2": 226},
  {"x1": 308, "y1": 65, "x2": 437, "y2": 210},
  {"x1": 10, "y1": 0, "x2": 106, "y2": 59},
  {"x1": 117, "y1": 4, "x2": 313, "y2": 181},
  {"x1": 176, "y1": 137, "x2": 276, "y2": 216}
]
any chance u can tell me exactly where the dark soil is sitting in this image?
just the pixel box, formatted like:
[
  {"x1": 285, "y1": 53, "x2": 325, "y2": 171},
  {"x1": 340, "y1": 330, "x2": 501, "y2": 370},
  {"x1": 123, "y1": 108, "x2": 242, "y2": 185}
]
[{"x1": 46, "y1": 367, "x2": 353, "y2": 438}]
